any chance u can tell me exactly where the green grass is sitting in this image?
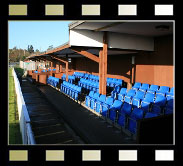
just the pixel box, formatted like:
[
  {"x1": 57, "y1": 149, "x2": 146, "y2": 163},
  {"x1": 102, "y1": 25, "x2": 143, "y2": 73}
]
[{"x1": 9, "y1": 67, "x2": 22, "y2": 144}]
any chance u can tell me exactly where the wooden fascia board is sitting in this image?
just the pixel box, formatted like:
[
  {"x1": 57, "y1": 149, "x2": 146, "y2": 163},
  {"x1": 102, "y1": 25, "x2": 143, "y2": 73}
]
[{"x1": 39, "y1": 44, "x2": 71, "y2": 56}]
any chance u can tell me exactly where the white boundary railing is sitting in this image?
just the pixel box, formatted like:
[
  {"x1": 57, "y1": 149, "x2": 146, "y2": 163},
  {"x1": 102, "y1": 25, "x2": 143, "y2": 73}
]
[{"x1": 12, "y1": 68, "x2": 36, "y2": 145}]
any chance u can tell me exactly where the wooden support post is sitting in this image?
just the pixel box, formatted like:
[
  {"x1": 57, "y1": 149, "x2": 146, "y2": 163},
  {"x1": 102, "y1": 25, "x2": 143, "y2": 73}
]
[
  {"x1": 59, "y1": 64, "x2": 62, "y2": 72},
  {"x1": 56, "y1": 63, "x2": 59, "y2": 73},
  {"x1": 51, "y1": 62, "x2": 53, "y2": 76},
  {"x1": 99, "y1": 50, "x2": 103, "y2": 94},
  {"x1": 66, "y1": 54, "x2": 68, "y2": 82},
  {"x1": 50, "y1": 55, "x2": 68, "y2": 81},
  {"x1": 99, "y1": 32, "x2": 108, "y2": 95},
  {"x1": 66, "y1": 61, "x2": 68, "y2": 81}
]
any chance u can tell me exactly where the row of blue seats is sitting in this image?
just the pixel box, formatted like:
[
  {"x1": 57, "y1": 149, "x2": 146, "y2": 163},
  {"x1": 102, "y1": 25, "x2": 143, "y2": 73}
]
[
  {"x1": 73, "y1": 72, "x2": 123, "y2": 87},
  {"x1": 86, "y1": 90, "x2": 173, "y2": 117},
  {"x1": 131, "y1": 82, "x2": 174, "y2": 96},
  {"x1": 61, "y1": 74, "x2": 76, "y2": 83},
  {"x1": 73, "y1": 72, "x2": 85, "y2": 78},
  {"x1": 120, "y1": 99, "x2": 173, "y2": 134},
  {"x1": 112, "y1": 87, "x2": 173, "y2": 114},
  {"x1": 48, "y1": 69, "x2": 56, "y2": 71},
  {"x1": 78, "y1": 78, "x2": 99, "y2": 93},
  {"x1": 85, "y1": 91, "x2": 172, "y2": 134},
  {"x1": 107, "y1": 78, "x2": 123, "y2": 87},
  {"x1": 112, "y1": 84, "x2": 174, "y2": 101},
  {"x1": 47, "y1": 76, "x2": 59, "y2": 87},
  {"x1": 34, "y1": 69, "x2": 56, "y2": 73},
  {"x1": 60, "y1": 81, "x2": 82, "y2": 101}
]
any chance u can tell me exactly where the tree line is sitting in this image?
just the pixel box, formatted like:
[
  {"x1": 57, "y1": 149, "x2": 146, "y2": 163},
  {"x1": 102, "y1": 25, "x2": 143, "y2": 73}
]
[{"x1": 9, "y1": 45, "x2": 54, "y2": 62}]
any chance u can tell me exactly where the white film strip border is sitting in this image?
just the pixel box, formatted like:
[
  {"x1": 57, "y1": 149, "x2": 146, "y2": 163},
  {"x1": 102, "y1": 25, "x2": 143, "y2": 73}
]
[
  {"x1": 8, "y1": 149, "x2": 175, "y2": 162},
  {"x1": 8, "y1": 4, "x2": 174, "y2": 16}
]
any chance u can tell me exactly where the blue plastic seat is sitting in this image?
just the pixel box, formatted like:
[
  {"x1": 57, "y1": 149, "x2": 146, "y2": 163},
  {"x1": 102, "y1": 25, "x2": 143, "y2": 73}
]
[
  {"x1": 154, "y1": 95, "x2": 167, "y2": 107},
  {"x1": 101, "y1": 97, "x2": 114, "y2": 117},
  {"x1": 139, "y1": 83, "x2": 149, "y2": 92},
  {"x1": 83, "y1": 80, "x2": 89, "y2": 89},
  {"x1": 147, "y1": 84, "x2": 159, "y2": 94},
  {"x1": 156, "y1": 86, "x2": 170, "y2": 97},
  {"x1": 109, "y1": 100, "x2": 123, "y2": 122},
  {"x1": 110, "y1": 78, "x2": 118, "y2": 87},
  {"x1": 85, "y1": 91, "x2": 94, "y2": 107},
  {"x1": 71, "y1": 86, "x2": 78, "y2": 98},
  {"x1": 61, "y1": 81, "x2": 67, "y2": 92},
  {"x1": 64, "y1": 82, "x2": 69, "y2": 93},
  {"x1": 66, "y1": 83, "x2": 71, "y2": 95},
  {"x1": 166, "y1": 87, "x2": 174, "y2": 101},
  {"x1": 117, "y1": 88, "x2": 127, "y2": 101},
  {"x1": 124, "y1": 89, "x2": 136, "y2": 104},
  {"x1": 128, "y1": 108, "x2": 144, "y2": 134},
  {"x1": 62, "y1": 74, "x2": 66, "y2": 81},
  {"x1": 69, "y1": 84, "x2": 75, "y2": 96},
  {"x1": 107, "y1": 78, "x2": 113, "y2": 86},
  {"x1": 164, "y1": 99, "x2": 173, "y2": 114},
  {"x1": 141, "y1": 93, "x2": 155, "y2": 112},
  {"x1": 132, "y1": 82, "x2": 141, "y2": 91},
  {"x1": 74, "y1": 87, "x2": 82, "y2": 100},
  {"x1": 47, "y1": 76, "x2": 52, "y2": 84},
  {"x1": 132, "y1": 91, "x2": 145, "y2": 108},
  {"x1": 115, "y1": 79, "x2": 123, "y2": 86},
  {"x1": 90, "y1": 93, "x2": 100, "y2": 110},
  {"x1": 151, "y1": 105, "x2": 162, "y2": 114},
  {"x1": 95, "y1": 95, "x2": 106, "y2": 113},
  {"x1": 118, "y1": 102, "x2": 132, "y2": 127},
  {"x1": 111, "y1": 86, "x2": 121, "y2": 99}
]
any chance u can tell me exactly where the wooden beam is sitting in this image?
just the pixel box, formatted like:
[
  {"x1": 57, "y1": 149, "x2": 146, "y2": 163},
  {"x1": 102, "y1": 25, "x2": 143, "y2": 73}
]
[
  {"x1": 70, "y1": 48, "x2": 99, "y2": 63},
  {"x1": 51, "y1": 55, "x2": 67, "y2": 63}
]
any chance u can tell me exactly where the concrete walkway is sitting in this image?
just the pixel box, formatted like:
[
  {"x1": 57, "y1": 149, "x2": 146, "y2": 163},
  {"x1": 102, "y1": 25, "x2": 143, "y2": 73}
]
[
  {"x1": 37, "y1": 84, "x2": 135, "y2": 144},
  {"x1": 21, "y1": 79, "x2": 82, "y2": 144}
]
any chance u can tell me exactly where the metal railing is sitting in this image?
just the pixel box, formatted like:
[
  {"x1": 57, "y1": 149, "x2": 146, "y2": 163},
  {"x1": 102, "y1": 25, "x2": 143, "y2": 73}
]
[{"x1": 12, "y1": 68, "x2": 36, "y2": 145}]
